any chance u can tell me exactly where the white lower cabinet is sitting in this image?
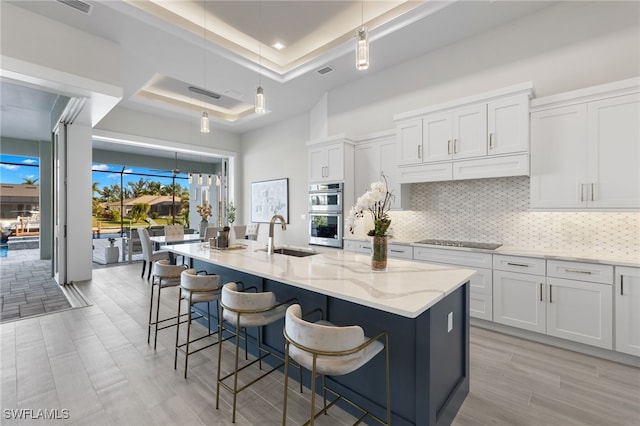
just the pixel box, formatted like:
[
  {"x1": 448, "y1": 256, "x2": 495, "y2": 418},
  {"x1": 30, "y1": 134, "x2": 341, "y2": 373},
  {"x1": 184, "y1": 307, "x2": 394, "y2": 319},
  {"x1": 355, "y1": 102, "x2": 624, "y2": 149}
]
[
  {"x1": 546, "y1": 276, "x2": 612, "y2": 349},
  {"x1": 494, "y1": 256, "x2": 614, "y2": 350},
  {"x1": 615, "y1": 266, "x2": 640, "y2": 356},
  {"x1": 414, "y1": 247, "x2": 493, "y2": 320},
  {"x1": 493, "y1": 267, "x2": 546, "y2": 333}
]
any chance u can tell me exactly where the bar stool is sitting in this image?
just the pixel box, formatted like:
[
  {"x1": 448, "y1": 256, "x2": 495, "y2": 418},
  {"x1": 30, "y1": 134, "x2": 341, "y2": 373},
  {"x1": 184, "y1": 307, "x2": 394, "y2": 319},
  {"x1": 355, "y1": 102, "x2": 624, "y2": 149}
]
[
  {"x1": 282, "y1": 304, "x2": 391, "y2": 426},
  {"x1": 174, "y1": 269, "x2": 223, "y2": 378},
  {"x1": 149, "y1": 260, "x2": 187, "y2": 349},
  {"x1": 216, "y1": 282, "x2": 300, "y2": 423}
]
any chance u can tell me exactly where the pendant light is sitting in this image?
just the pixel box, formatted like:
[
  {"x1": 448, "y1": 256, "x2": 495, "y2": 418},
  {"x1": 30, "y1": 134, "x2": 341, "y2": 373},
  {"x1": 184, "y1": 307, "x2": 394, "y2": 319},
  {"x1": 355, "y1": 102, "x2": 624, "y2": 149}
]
[
  {"x1": 255, "y1": 86, "x2": 265, "y2": 114},
  {"x1": 198, "y1": 173, "x2": 203, "y2": 185},
  {"x1": 356, "y1": 1, "x2": 369, "y2": 71},
  {"x1": 207, "y1": 174, "x2": 212, "y2": 186},
  {"x1": 188, "y1": 173, "x2": 193, "y2": 184},
  {"x1": 201, "y1": 111, "x2": 210, "y2": 133},
  {"x1": 255, "y1": 0, "x2": 266, "y2": 114},
  {"x1": 200, "y1": 1, "x2": 210, "y2": 132}
]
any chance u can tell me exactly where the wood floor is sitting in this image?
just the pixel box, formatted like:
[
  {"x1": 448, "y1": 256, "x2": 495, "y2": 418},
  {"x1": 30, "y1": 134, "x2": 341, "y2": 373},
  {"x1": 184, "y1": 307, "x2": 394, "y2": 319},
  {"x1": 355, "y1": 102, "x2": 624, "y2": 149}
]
[{"x1": 1, "y1": 263, "x2": 638, "y2": 425}]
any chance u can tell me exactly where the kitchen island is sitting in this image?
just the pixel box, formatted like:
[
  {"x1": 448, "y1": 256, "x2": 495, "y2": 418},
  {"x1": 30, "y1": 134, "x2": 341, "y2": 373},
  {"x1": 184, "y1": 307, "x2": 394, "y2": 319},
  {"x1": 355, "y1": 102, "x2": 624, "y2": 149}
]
[{"x1": 166, "y1": 240, "x2": 475, "y2": 426}]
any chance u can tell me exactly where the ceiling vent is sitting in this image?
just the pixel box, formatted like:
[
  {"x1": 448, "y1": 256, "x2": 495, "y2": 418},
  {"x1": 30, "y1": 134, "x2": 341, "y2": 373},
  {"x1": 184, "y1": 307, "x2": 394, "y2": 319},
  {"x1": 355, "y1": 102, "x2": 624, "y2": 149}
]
[
  {"x1": 56, "y1": 0, "x2": 93, "y2": 15},
  {"x1": 317, "y1": 66, "x2": 334, "y2": 76},
  {"x1": 189, "y1": 86, "x2": 221, "y2": 99}
]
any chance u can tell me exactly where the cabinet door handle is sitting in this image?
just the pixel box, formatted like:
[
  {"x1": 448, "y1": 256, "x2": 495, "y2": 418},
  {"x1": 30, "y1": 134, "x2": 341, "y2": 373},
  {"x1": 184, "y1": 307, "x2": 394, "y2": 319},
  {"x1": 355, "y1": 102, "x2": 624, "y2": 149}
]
[
  {"x1": 417, "y1": 145, "x2": 422, "y2": 159},
  {"x1": 539, "y1": 283, "x2": 543, "y2": 302},
  {"x1": 621, "y1": 275, "x2": 624, "y2": 296},
  {"x1": 448, "y1": 140, "x2": 452, "y2": 155},
  {"x1": 453, "y1": 139, "x2": 458, "y2": 154},
  {"x1": 390, "y1": 249, "x2": 403, "y2": 253},
  {"x1": 489, "y1": 133, "x2": 495, "y2": 149},
  {"x1": 565, "y1": 268, "x2": 592, "y2": 275},
  {"x1": 507, "y1": 262, "x2": 529, "y2": 268},
  {"x1": 591, "y1": 183, "x2": 595, "y2": 201},
  {"x1": 580, "y1": 183, "x2": 585, "y2": 202},
  {"x1": 549, "y1": 284, "x2": 553, "y2": 303}
]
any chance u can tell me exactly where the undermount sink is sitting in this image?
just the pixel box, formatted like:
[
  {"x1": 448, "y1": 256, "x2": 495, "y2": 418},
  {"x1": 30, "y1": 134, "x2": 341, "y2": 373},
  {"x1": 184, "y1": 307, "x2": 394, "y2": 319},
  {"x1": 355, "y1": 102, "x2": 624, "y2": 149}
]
[{"x1": 256, "y1": 247, "x2": 318, "y2": 257}]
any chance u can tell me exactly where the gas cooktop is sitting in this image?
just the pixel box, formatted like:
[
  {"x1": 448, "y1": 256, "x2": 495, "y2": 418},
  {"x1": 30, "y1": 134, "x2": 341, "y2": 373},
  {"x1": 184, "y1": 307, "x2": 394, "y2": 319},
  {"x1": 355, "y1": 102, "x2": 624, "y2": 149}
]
[{"x1": 415, "y1": 239, "x2": 502, "y2": 250}]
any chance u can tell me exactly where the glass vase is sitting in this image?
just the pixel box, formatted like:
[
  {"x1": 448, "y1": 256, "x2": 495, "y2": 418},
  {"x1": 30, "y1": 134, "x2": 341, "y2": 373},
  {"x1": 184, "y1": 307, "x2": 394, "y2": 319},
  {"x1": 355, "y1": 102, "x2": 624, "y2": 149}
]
[{"x1": 371, "y1": 235, "x2": 388, "y2": 271}]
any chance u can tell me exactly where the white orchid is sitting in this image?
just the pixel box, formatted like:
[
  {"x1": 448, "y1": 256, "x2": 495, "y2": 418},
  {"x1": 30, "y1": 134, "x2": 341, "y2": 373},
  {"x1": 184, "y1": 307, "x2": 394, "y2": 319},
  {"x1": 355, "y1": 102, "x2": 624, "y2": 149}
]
[{"x1": 347, "y1": 174, "x2": 392, "y2": 237}]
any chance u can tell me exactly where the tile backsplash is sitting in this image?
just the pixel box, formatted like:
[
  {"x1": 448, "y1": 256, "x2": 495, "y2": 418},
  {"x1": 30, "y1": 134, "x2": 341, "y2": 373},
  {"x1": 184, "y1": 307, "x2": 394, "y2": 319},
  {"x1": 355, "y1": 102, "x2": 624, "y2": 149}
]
[{"x1": 349, "y1": 176, "x2": 640, "y2": 258}]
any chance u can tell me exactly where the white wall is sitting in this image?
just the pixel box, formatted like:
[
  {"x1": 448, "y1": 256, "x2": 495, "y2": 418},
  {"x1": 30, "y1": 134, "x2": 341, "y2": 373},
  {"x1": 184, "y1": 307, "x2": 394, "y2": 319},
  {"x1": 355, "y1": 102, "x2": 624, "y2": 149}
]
[
  {"x1": 1, "y1": 2, "x2": 120, "y2": 88},
  {"x1": 96, "y1": 107, "x2": 241, "y2": 154},
  {"x1": 327, "y1": 1, "x2": 640, "y2": 136},
  {"x1": 240, "y1": 113, "x2": 310, "y2": 247}
]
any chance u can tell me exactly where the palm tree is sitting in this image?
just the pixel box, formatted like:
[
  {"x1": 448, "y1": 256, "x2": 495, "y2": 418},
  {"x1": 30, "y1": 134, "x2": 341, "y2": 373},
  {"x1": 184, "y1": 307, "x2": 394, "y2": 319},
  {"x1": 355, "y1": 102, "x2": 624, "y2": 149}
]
[
  {"x1": 22, "y1": 177, "x2": 39, "y2": 185},
  {"x1": 127, "y1": 178, "x2": 149, "y2": 198},
  {"x1": 148, "y1": 181, "x2": 162, "y2": 196}
]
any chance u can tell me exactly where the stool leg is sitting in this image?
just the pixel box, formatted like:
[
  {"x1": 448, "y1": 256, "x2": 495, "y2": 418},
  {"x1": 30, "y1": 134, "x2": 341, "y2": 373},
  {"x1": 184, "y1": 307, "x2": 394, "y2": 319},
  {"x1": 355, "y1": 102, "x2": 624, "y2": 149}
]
[
  {"x1": 232, "y1": 314, "x2": 242, "y2": 423},
  {"x1": 310, "y1": 356, "x2": 317, "y2": 426},
  {"x1": 207, "y1": 302, "x2": 211, "y2": 334},
  {"x1": 174, "y1": 289, "x2": 182, "y2": 371},
  {"x1": 184, "y1": 294, "x2": 193, "y2": 379},
  {"x1": 153, "y1": 279, "x2": 162, "y2": 349},
  {"x1": 141, "y1": 260, "x2": 146, "y2": 278},
  {"x1": 282, "y1": 341, "x2": 290, "y2": 426},
  {"x1": 147, "y1": 281, "x2": 155, "y2": 344},
  {"x1": 216, "y1": 308, "x2": 224, "y2": 411}
]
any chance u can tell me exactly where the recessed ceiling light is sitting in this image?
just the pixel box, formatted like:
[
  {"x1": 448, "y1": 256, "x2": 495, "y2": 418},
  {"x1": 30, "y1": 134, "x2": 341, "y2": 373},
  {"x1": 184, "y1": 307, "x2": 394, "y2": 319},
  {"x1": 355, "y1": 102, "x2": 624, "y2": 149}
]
[{"x1": 272, "y1": 42, "x2": 285, "y2": 50}]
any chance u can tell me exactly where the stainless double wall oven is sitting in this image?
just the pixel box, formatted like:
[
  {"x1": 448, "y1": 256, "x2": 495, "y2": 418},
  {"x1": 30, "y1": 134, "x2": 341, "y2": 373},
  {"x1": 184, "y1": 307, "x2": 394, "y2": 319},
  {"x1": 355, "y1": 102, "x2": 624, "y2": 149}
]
[{"x1": 308, "y1": 182, "x2": 343, "y2": 248}]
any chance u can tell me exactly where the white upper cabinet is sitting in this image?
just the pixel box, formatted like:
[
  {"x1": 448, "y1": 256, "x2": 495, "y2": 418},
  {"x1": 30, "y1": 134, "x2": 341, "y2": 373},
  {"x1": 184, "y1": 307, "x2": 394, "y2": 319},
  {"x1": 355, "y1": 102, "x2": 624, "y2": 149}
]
[
  {"x1": 394, "y1": 82, "x2": 532, "y2": 183},
  {"x1": 587, "y1": 94, "x2": 640, "y2": 209},
  {"x1": 308, "y1": 137, "x2": 354, "y2": 183},
  {"x1": 355, "y1": 130, "x2": 409, "y2": 210},
  {"x1": 487, "y1": 94, "x2": 530, "y2": 155},
  {"x1": 451, "y1": 103, "x2": 488, "y2": 159},
  {"x1": 396, "y1": 119, "x2": 423, "y2": 166},
  {"x1": 530, "y1": 78, "x2": 640, "y2": 210},
  {"x1": 530, "y1": 104, "x2": 589, "y2": 209}
]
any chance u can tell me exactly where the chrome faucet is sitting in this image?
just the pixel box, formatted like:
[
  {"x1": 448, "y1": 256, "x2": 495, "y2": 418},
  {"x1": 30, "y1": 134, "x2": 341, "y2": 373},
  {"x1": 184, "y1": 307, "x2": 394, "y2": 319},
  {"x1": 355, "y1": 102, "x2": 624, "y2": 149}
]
[{"x1": 267, "y1": 215, "x2": 287, "y2": 255}]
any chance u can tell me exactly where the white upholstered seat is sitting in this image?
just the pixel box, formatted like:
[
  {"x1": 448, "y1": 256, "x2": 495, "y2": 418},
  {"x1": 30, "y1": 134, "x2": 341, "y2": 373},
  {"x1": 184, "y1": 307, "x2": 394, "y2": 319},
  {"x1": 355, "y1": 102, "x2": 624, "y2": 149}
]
[
  {"x1": 282, "y1": 304, "x2": 391, "y2": 426},
  {"x1": 216, "y1": 282, "x2": 298, "y2": 423},
  {"x1": 148, "y1": 260, "x2": 187, "y2": 349},
  {"x1": 174, "y1": 269, "x2": 223, "y2": 378}
]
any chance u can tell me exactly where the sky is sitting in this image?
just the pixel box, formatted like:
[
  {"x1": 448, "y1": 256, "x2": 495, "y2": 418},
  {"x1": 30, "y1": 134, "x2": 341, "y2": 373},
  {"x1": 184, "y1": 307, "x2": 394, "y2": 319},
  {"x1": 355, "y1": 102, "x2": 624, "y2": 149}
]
[{"x1": 0, "y1": 154, "x2": 188, "y2": 192}]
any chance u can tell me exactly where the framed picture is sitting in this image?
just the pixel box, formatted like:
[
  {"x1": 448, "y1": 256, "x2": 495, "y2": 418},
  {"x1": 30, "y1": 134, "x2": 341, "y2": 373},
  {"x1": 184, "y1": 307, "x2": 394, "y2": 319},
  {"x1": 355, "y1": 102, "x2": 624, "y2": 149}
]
[{"x1": 251, "y1": 178, "x2": 289, "y2": 223}]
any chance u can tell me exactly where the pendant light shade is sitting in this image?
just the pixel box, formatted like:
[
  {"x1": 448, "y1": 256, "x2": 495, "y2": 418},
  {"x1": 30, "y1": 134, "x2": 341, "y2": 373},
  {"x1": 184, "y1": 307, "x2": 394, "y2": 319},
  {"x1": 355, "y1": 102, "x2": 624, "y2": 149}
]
[
  {"x1": 356, "y1": 27, "x2": 369, "y2": 71},
  {"x1": 255, "y1": 86, "x2": 266, "y2": 114},
  {"x1": 207, "y1": 174, "x2": 212, "y2": 186},
  {"x1": 200, "y1": 111, "x2": 210, "y2": 133},
  {"x1": 188, "y1": 173, "x2": 193, "y2": 184},
  {"x1": 198, "y1": 173, "x2": 203, "y2": 185}
]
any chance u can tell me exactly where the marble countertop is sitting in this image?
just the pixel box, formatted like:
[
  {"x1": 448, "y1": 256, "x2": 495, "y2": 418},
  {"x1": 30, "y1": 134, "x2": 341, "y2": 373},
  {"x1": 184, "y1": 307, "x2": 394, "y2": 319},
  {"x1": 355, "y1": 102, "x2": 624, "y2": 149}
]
[
  {"x1": 344, "y1": 237, "x2": 640, "y2": 267},
  {"x1": 164, "y1": 240, "x2": 475, "y2": 318}
]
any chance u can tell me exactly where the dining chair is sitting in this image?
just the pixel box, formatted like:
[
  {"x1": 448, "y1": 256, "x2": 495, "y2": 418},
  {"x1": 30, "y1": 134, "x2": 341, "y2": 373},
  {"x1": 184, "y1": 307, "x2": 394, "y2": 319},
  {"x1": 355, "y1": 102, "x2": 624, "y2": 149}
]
[
  {"x1": 164, "y1": 224, "x2": 184, "y2": 241},
  {"x1": 138, "y1": 227, "x2": 169, "y2": 280},
  {"x1": 282, "y1": 304, "x2": 391, "y2": 426},
  {"x1": 203, "y1": 226, "x2": 223, "y2": 243},
  {"x1": 245, "y1": 223, "x2": 260, "y2": 240}
]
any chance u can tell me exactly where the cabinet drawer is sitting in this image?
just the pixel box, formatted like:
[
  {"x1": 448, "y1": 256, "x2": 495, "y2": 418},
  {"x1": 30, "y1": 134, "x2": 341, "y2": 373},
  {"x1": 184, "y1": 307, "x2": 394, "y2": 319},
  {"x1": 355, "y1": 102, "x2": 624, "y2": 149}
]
[
  {"x1": 470, "y1": 292, "x2": 493, "y2": 321},
  {"x1": 343, "y1": 240, "x2": 358, "y2": 252},
  {"x1": 493, "y1": 254, "x2": 545, "y2": 276},
  {"x1": 547, "y1": 260, "x2": 613, "y2": 285},
  {"x1": 413, "y1": 247, "x2": 492, "y2": 269},
  {"x1": 388, "y1": 243, "x2": 413, "y2": 259}
]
